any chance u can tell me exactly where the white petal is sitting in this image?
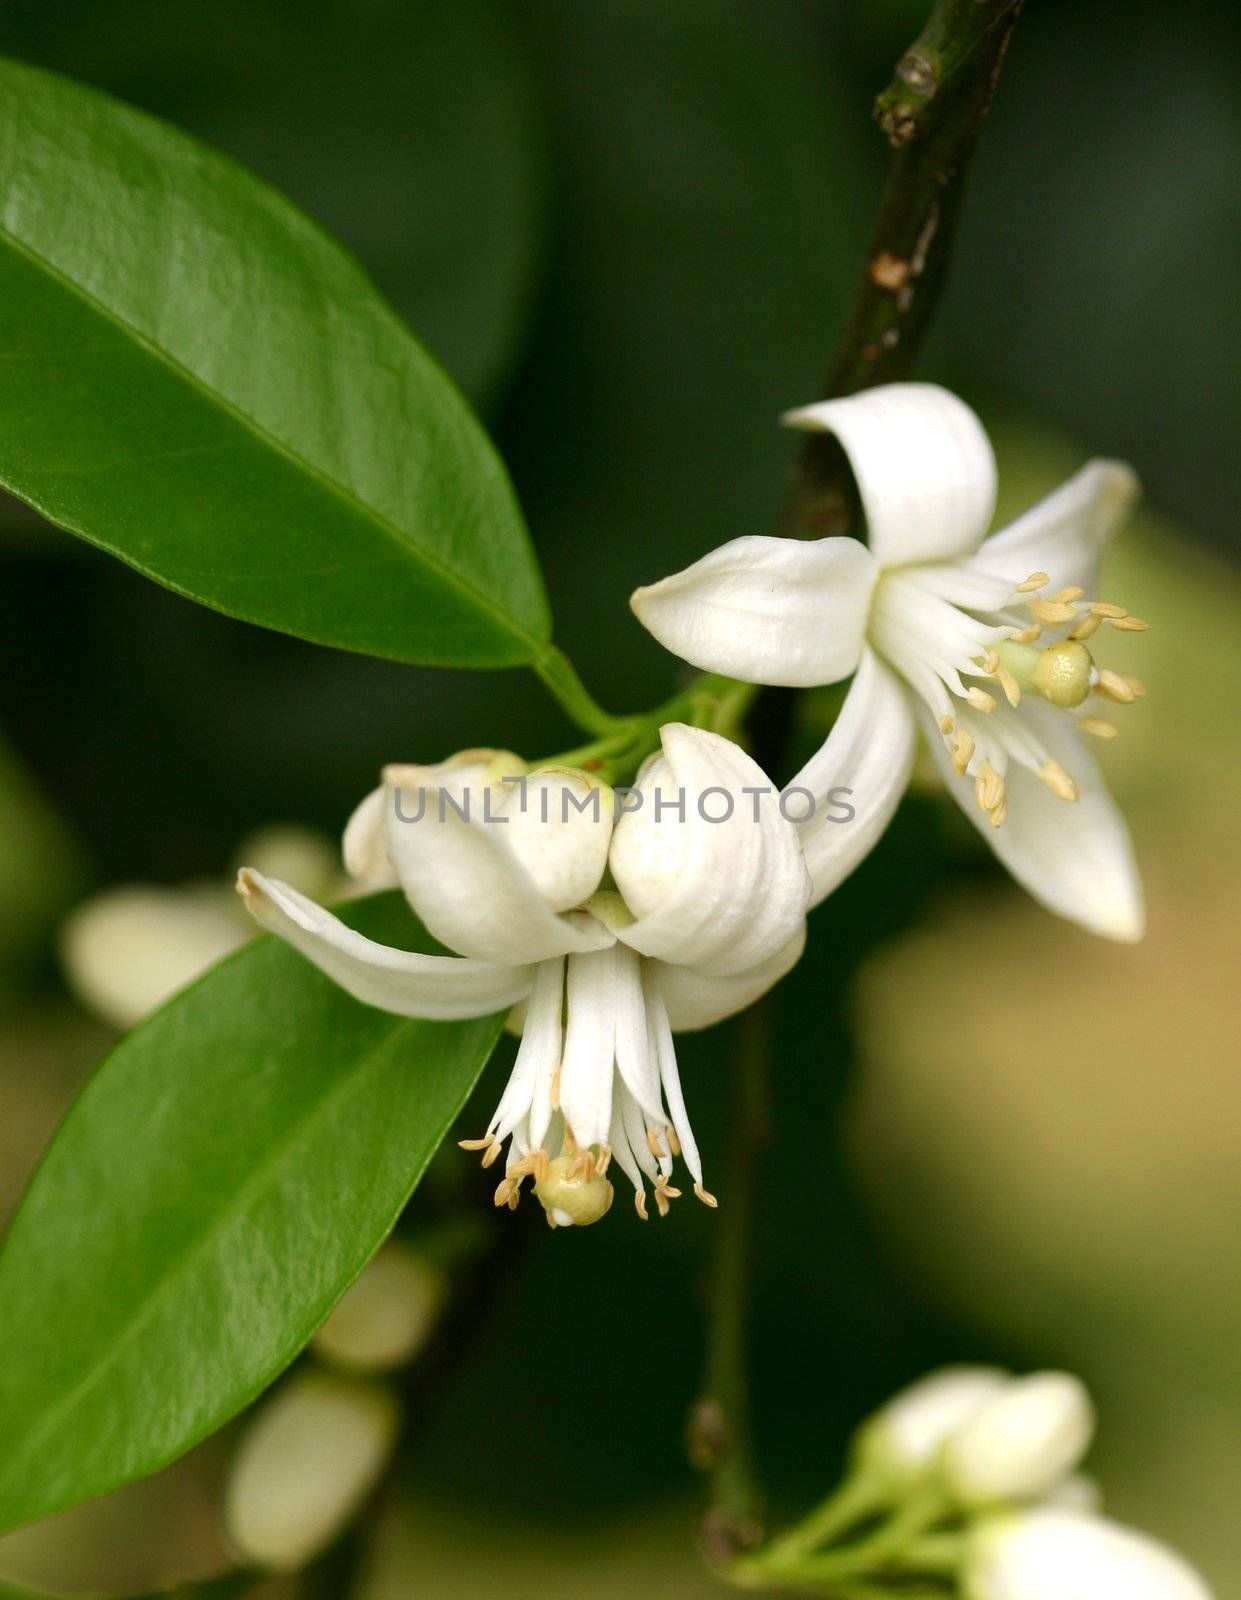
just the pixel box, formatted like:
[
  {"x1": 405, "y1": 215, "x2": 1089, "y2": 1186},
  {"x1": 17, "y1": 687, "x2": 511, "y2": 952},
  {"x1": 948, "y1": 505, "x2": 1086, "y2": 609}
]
[
  {"x1": 382, "y1": 776, "x2": 613, "y2": 965},
  {"x1": 658, "y1": 922, "x2": 806, "y2": 1031},
  {"x1": 237, "y1": 870, "x2": 533, "y2": 1018},
  {"x1": 645, "y1": 977, "x2": 703, "y2": 1187},
  {"x1": 922, "y1": 700, "x2": 1144, "y2": 941},
  {"x1": 784, "y1": 384, "x2": 997, "y2": 568},
  {"x1": 558, "y1": 949, "x2": 618, "y2": 1149},
  {"x1": 970, "y1": 460, "x2": 1139, "y2": 597},
  {"x1": 610, "y1": 724, "x2": 810, "y2": 976},
  {"x1": 61, "y1": 885, "x2": 247, "y2": 1031},
  {"x1": 488, "y1": 957, "x2": 564, "y2": 1144},
  {"x1": 630, "y1": 535, "x2": 875, "y2": 687},
  {"x1": 610, "y1": 943, "x2": 665, "y2": 1125},
  {"x1": 791, "y1": 651, "x2": 918, "y2": 909},
  {"x1": 966, "y1": 1511, "x2": 1213, "y2": 1600},
  {"x1": 342, "y1": 786, "x2": 397, "y2": 890}
]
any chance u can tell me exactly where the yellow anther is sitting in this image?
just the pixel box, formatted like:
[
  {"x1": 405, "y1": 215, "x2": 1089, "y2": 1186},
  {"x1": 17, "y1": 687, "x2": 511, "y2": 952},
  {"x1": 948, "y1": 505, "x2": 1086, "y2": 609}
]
[
  {"x1": 1028, "y1": 597, "x2": 1079, "y2": 626},
  {"x1": 634, "y1": 1190, "x2": 648, "y2": 1221},
  {"x1": 694, "y1": 1183, "x2": 719, "y2": 1209},
  {"x1": 646, "y1": 1128, "x2": 666, "y2": 1159},
  {"x1": 1012, "y1": 624, "x2": 1043, "y2": 645},
  {"x1": 981, "y1": 651, "x2": 1001, "y2": 674},
  {"x1": 653, "y1": 1175, "x2": 682, "y2": 1218},
  {"x1": 988, "y1": 797, "x2": 1007, "y2": 829},
  {"x1": 1049, "y1": 586, "x2": 1084, "y2": 604},
  {"x1": 1069, "y1": 612, "x2": 1103, "y2": 641},
  {"x1": 951, "y1": 730, "x2": 975, "y2": 776},
  {"x1": 938, "y1": 714, "x2": 955, "y2": 735},
  {"x1": 458, "y1": 1135, "x2": 493, "y2": 1153},
  {"x1": 1090, "y1": 602, "x2": 1128, "y2": 619},
  {"x1": 481, "y1": 1140, "x2": 504, "y2": 1169},
  {"x1": 1079, "y1": 717, "x2": 1118, "y2": 739},
  {"x1": 1095, "y1": 668, "x2": 1137, "y2": 704},
  {"x1": 1109, "y1": 615, "x2": 1149, "y2": 632},
  {"x1": 1016, "y1": 572, "x2": 1049, "y2": 593},
  {"x1": 965, "y1": 687, "x2": 997, "y2": 714},
  {"x1": 1038, "y1": 760, "x2": 1079, "y2": 801},
  {"x1": 493, "y1": 1177, "x2": 519, "y2": 1209},
  {"x1": 995, "y1": 664, "x2": 1022, "y2": 707},
  {"x1": 666, "y1": 1127, "x2": 682, "y2": 1157},
  {"x1": 974, "y1": 761, "x2": 1005, "y2": 815}
]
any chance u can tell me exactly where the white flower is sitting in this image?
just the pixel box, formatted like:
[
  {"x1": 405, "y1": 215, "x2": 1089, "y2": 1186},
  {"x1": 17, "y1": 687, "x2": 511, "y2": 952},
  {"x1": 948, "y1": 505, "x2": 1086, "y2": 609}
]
[
  {"x1": 853, "y1": 1365, "x2": 1011, "y2": 1490},
  {"x1": 965, "y1": 1509, "x2": 1214, "y2": 1600},
  {"x1": 223, "y1": 1370, "x2": 399, "y2": 1571},
  {"x1": 631, "y1": 384, "x2": 1146, "y2": 941},
  {"x1": 238, "y1": 726, "x2": 809, "y2": 1224},
  {"x1": 943, "y1": 1372, "x2": 1095, "y2": 1506}
]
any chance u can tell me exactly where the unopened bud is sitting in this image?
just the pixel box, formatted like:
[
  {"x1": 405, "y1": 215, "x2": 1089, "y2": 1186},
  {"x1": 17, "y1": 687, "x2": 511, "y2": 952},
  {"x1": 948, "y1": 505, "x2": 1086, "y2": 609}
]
[
  {"x1": 312, "y1": 1242, "x2": 446, "y2": 1374},
  {"x1": 223, "y1": 1372, "x2": 398, "y2": 1570},
  {"x1": 965, "y1": 1510, "x2": 1213, "y2": 1600},
  {"x1": 943, "y1": 1372, "x2": 1094, "y2": 1506},
  {"x1": 534, "y1": 1154, "x2": 614, "y2": 1227},
  {"x1": 607, "y1": 753, "x2": 685, "y2": 918},
  {"x1": 853, "y1": 1366, "x2": 1010, "y2": 1490}
]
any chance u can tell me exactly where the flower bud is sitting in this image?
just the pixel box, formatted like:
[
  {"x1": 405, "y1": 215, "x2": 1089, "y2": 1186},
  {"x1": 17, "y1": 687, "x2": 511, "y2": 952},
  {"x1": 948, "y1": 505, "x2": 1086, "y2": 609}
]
[
  {"x1": 852, "y1": 1366, "x2": 1010, "y2": 1489},
  {"x1": 965, "y1": 1510, "x2": 1213, "y2": 1600},
  {"x1": 497, "y1": 766, "x2": 613, "y2": 913},
  {"x1": 312, "y1": 1242, "x2": 446, "y2": 1375},
  {"x1": 223, "y1": 1371, "x2": 399, "y2": 1570},
  {"x1": 607, "y1": 752, "x2": 685, "y2": 918},
  {"x1": 943, "y1": 1372, "x2": 1095, "y2": 1506}
]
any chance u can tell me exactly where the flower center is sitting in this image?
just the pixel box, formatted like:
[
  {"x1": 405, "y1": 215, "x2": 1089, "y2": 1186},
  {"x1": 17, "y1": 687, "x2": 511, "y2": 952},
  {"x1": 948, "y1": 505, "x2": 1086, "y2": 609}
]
[{"x1": 870, "y1": 565, "x2": 1147, "y2": 828}]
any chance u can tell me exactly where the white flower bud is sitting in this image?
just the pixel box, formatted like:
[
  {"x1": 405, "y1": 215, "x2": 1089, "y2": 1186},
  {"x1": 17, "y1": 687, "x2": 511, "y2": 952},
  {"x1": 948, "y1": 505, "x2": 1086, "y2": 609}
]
[
  {"x1": 61, "y1": 885, "x2": 245, "y2": 1030},
  {"x1": 312, "y1": 1242, "x2": 446, "y2": 1374},
  {"x1": 496, "y1": 766, "x2": 613, "y2": 913},
  {"x1": 943, "y1": 1372, "x2": 1095, "y2": 1506},
  {"x1": 965, "y1": 1510, "x2": 1214, "y2": 1600},
  {"x1": 224, "y1": 1371, "x2": 399, "y2": 1570},
  {"x1": 852, "y1": 1366, "x2": 1011, "y2": 1489},
  {"x1": 1043, "y1": 1473, "x2": 1103, "y2": 1514}
]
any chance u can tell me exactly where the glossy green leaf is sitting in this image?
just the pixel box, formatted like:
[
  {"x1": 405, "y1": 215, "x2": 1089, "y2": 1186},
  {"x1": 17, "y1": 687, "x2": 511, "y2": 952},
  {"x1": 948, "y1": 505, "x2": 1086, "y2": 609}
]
[
  {"x1": 0, "y1": 57, "x2": 550, "y2": 666},
  {"x1": 0, "y1": 894, "x2": 504, "y2": 1534}
]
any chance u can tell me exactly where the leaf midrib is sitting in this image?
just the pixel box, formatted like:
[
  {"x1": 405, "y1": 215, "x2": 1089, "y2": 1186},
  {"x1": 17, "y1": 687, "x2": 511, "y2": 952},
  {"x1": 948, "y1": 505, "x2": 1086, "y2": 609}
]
[{"x1": 0, "y1": 221, "x2": 543, "y2": 655}]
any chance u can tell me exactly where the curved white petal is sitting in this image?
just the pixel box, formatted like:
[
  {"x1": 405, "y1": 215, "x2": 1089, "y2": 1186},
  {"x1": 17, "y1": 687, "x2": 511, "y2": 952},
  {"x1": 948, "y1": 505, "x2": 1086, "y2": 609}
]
[
  {"x1": 487, "y1": 957, "x2": 564, "y2": 1144},
  {"x1": 922, "y1": 701, "x2": 1144, "y2": 941},
  {"x1": 630, "y1": 535, "x2": 875, "y2": 687},
  {"x1": 610, "y1": 724, "x2": 810, "y2": 977},
  {"x1": 970, "y1": 460, "x2": 1139, "y2": 597},
  {"x1": 791, "y1": 650, "x2": 917, "y2": 909},
  {"x1": 382, "y1": 776, "x2": 613, "y2": 965},
  {"x1": 658, "y1": 921, "x2": 807, "y2": 1031},
  {"x1": 558, "y1": 948, "x2": 619, "y2": 1149},
  {"x1": 237, "y1": 870, "x2": 533, "y2": 1018},
  {"x1": 966, "y1": 1511, "x2": 1212, "y2": 1600},
  {"x1": 784, "y1": 384, "x2": 997, "y2": 569},
  {"x1": 342, "y1": 786, "x2": 397, "y2": 890}
]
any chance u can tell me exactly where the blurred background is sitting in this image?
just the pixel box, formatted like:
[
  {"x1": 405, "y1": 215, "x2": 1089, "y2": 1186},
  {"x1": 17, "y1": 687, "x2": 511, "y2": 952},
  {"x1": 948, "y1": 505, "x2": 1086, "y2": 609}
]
[{"x1": 0, "y1": 0, "x2": 1238, "y2": 1594}]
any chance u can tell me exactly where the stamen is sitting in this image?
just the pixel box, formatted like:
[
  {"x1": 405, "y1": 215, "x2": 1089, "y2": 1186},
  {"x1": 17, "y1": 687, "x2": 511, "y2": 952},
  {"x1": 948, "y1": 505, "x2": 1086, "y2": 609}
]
[
  {"x1": 995, "y1": 664, "x2": 1022, "y2": 707},
  {"x1": 550, "y1": 1069, "x2": 562, "y2": 1110},
  {"x1": 634, "y1": 1190, "x2": 648, "y2": 1221},
  {"x1": 1079, "y1": 717, "x2": 1118, "y2": 739},
  {"x1": 1016, "y1": 572, "x2": 1050, "y2": 593},
  {"x1": 666, "y1": 1127, "x2": 683, "y2": 1157},
  {"x1": 1048, "y1": 587, "x2": 1085, "y2": 604},
  {"x1": 1012, "y1": 624, "x2": 1043, "y2": 645},
  {"x1": 458, "y1": 1135, "x2": 493, "y2": 1153},
  {"x1": 653, "y1": 1175, "x2": 682, "y2": 1218},
  {"x1": 1090, "y1": 602, "x2": 1128, "y2": 619},
  {"x1": 594, "y1": 1145, "x2": 612, "y2": 1177},
  {"x1": 965, "y1": 687, "x2": 997, "y2": 714},
  {"x1": 938, "y1": 714, "x2": 955, "y2": 735},
  {"x1": 646, "y1": 1127, "x2": 666, "y2": 1159},
  {"x1": 1028, "y1": 597, "x2": 1079, "y2": 626},
  {"x1": 1069, "y1": 612, "x2": 1103, "y2": 642},
  {"x1": 694, "y1": 1183, "x2": 719, "y2": 1209},
  {"x1": 1038, "y1": 760, "x2": 1079, "y2": 801},
  {"x1": 974, "y1": 761, "x2": 1005, "y2": 815},
  {"x1": 481, "y1": 1141, "x2": 503, "y2": 1169},
  {"x1": 988, "y1": 797, "x2": 1007, "y2": 829},
  {"x1": 1109, "y1": 615, "x2": 1149, "y2": 632},
  {"x1": 493, "y1": 1177, "x2": 519, "y2": 1208},
  {"x1": 951, "y1": 730, "x2": 975, "y2": 776},
  {"x1": 1095, "y1": 668, "x2": 1137, "y2": 704}
]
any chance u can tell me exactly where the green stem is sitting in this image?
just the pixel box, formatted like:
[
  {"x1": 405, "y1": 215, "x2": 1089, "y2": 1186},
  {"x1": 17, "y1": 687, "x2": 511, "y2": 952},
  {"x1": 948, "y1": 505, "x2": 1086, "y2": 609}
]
[
  {"x1": 760, "y1": 1470, "x2": 892, "y2": 1566},
  {"x1": 531, "y1": 642, "x2": 630, "y2": 736},
  {"x1": 755, "y1": 1487, "x2": 951, "y2": 1585},
  {"x1": 783, "y1": 0, "x2": 1025, "y2": 536}
]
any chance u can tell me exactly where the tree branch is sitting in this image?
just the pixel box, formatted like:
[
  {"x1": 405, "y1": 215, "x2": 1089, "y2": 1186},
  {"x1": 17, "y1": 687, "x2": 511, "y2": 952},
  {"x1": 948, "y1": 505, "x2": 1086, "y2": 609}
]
[
  {"x1": 783, "y1": 0, "x2": 1025, "y2": 536},
  {"x1": 691, "y1": 0, "x2": 1025, "y2": 1574}
]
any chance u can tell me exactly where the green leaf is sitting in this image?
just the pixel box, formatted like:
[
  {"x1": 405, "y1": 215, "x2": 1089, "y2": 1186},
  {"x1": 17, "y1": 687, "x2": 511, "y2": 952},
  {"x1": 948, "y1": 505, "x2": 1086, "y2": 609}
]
[
  {"x1": 0, "y1": 893, "x2": 504, "y2": 1534},
  {"x1": 0, "y1": 56, "x2": 550, "y2": 667}
]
